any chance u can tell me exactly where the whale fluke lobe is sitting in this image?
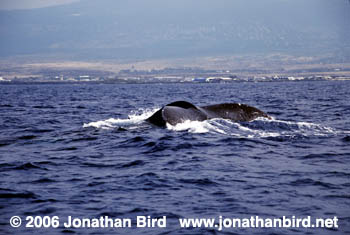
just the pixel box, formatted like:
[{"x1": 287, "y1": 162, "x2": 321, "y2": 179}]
[{"x1": 146, "y1": 101, "x2": 270, "y2": 127}]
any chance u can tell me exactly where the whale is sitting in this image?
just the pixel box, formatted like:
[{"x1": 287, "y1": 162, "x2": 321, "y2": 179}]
[{"x1": 146, "y1": 101, "x2": 270, "y2": 127}]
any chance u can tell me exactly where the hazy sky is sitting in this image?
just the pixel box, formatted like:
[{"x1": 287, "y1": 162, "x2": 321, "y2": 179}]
[{"x1": 0, "y1": 0, "x2": 80, "y2": 10}]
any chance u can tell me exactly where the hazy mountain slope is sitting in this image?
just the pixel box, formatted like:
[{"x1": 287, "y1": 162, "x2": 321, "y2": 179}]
[{"x1": 0, "y1": 0, "x2": 349, "y2": 60}]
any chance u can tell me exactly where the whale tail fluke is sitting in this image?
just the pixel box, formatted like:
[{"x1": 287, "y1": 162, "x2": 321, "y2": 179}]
[{"x1": 146, "y1": 101, "x2": 270, "y2": 127}]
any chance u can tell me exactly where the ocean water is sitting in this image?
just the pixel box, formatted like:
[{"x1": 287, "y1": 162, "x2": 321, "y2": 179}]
[{"x1": 0, "y1": 81, "x2": 349, "y2": 234}]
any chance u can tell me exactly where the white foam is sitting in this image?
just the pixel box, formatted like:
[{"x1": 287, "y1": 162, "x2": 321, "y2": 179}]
[
  {"x1": 254, "y1": 117, "x2": 338, "y2": 136},
  {"x1": 235, "y1": 123, "x2": 281, "y2": 137},
  {"x1": 83, "y1": 108, "x2": 158, "y2": 129},
  {"x1": 166, "y1": 118, "x2": 280, "y2": 137},
  {"x1": 259, "y1": 117, "x2": 322, "y2": 128},
  {"x1": 83, "y1": 118, "x2": 117, "y2": 129},
  {"x1": 166, "y1": 120, "x2": 224, "y2": 134}
]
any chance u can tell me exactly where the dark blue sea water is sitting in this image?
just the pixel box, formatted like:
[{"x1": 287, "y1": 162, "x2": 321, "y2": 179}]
[{"x1": 0, "y1": 81, "x2": 349, "y2": 235}]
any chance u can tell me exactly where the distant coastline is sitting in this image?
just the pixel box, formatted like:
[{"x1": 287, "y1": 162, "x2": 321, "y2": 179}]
[{"x1": 1, "y1": 54, "x2": 350, "y2": 83}]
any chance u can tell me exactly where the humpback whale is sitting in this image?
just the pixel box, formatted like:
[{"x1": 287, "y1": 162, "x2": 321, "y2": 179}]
[{"x1": 146, "y1": 101, "x2": 270, "y2": 127}]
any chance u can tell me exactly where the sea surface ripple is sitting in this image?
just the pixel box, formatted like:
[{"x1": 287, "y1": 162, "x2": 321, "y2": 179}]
[{"x1": 0, "y1": 81, "x2": 349, "y2": 234}]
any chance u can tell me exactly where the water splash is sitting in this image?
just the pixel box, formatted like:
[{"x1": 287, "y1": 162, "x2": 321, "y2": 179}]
[
  {"x1": 166, "y1": 120, "x2": 226, "y2": 134},
  {"x1": 83, "y1": 108, "x2": 338, "y2": 138},
  {"x1": 83, "y1": 108, "x2": 158, "y2": 129},
  {"x1": 165, "y1": 117, "x2": 338, "y2": 138}
]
